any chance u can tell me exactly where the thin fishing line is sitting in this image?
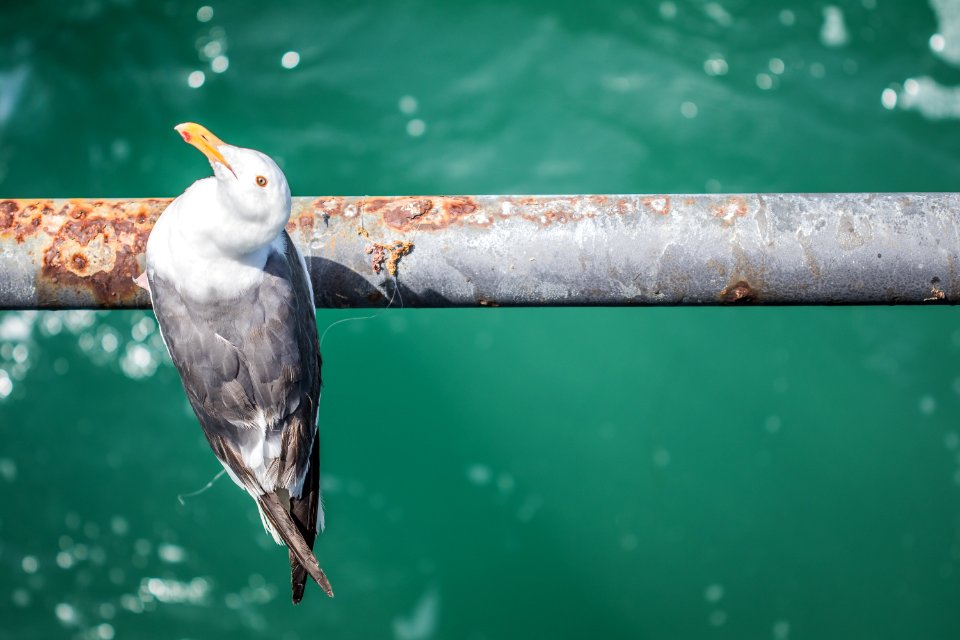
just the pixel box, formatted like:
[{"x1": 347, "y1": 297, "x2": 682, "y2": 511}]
[
  {"x1": 317, "y1": 198, "x2": 426, "y2": 347},
  {"x1": 177, "y1": 469, "x2": 227, "y2": 505}
]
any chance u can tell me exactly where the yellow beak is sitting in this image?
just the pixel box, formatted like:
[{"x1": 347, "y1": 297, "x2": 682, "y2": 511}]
[{"x1": 174, "y1": 122, "x2": 235, "y2": 175}]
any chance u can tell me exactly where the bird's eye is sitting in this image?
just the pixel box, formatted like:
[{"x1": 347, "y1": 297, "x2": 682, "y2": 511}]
[{"x1": 256, "y1": 175, "x2": 268, "y2": 187}]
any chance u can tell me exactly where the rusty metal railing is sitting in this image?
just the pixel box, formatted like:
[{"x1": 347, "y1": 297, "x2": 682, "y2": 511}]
[{"x1": 0, "y1": 193, "x2": 957, "y2": 309}]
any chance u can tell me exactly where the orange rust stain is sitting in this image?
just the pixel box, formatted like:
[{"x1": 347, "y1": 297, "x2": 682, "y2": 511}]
[
  {"x1": 510, "y1": 195, "x2": 610, "y2": 227},
  {"x1": 641, "y1": 195, "x2": 671, "y2": 216},
  {"x1": 713, "y1": 196, "x2": 748, "y2": 224},
  {"x1": 29, "y1": 199, "x2": 170, "y2": 306},
  {"x1": 0, "y1": 199, "x2": 60, "y2": 243},
  {"x1": 364, "y1": 238, "x2": 414, "y2": 276},
  {"x1": 314, "y1": 197, "x2": 344, "y2": 218},
  {"x1": 371, "y1": 196, "x2": 482, "y2": 232},
  {"x1": 719, "y1": 280, "x2": 756, "y2": 303},
  {"x1": 377, "y1": 198, "x2": 433, "y2": 230},
  {"x1": 0, "y1": 200, "x2": 17, "y2": 232},
  {"x1": 71, "y1": 252, "x2": 89, "y2": 273}
]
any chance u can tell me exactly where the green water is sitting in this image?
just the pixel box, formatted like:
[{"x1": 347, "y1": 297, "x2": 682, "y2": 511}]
[{"x1": 3, "y1": 1, "x2": 960, "y2": 638}]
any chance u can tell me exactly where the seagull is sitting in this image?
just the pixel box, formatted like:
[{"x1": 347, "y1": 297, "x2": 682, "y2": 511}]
[{"x1": 142, "y1": 122, "x2": 332, "y2": 603}]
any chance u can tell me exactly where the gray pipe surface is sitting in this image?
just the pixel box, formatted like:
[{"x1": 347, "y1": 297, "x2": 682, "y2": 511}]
[{"x1": 0, "y1": 193, "x2": 957, "y2": 309}]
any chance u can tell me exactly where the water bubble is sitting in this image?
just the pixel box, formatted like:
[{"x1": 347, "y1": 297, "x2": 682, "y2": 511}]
[
  {"x1": 202, "y1": 40, "x2": 222, "y2": 59},
  {"x1": 406, "y1": 119, "x2": 427, "y2": 136},
  {"x1": 211, "y1": 55, "x2": 229, "y2": 73},
  {"x1": 931, "y1": 33, "x2": 946, "y2": 53},
  {"x1": 56, "y1": 551, "x2": 74, "y2": 569},
  {"x1": 0, "y1": 370, "x2": 11, "y2": 399},
  {"x1": 158, "y1": 543, "x2": 186, "y2": 563},
  {"x1": 281, "y1": 51, "x2": 300, "y2": 69},
  {"x1": 680, "y1": 101, "x2": 698, "y2": 118},
  {"x1": 95, "y1": 623, "x2": 115, "y2": 640},
  {"x1": 120, "y1": 593, "x2": 143, "y2": 613},
  {"x1": 881, "y1": 88, "x2": 898, "y2": 110},
  {"x1": 769, "y1": 58, "x2": 785, "y2": 74},
  {"x1": 399, "y1": 95, "x2": 418, "y2": 115},
  {"x1": 98, "y1": 602, "x2": 116, "y2": 619},
  {"x1": 659, "y1": 2, "x2": 677, "y2": 20},
  {"x1": 919, "y1": 395, "x2": 936, "y2": 415},
  {"x1": 110, "y1": 516, "x2": 129, "y2": 536},
  {"x1": 121, "y1": 343, "x2": 157, "y2": 379},
  {"x1": 21, "y1": 555, "x2": 38, "y2": 573},
  {"x1": 0, "y1": 312, "x2": 34, "y2": 341},
  {"x1": 705, "y1": 583, "x2": 724, "y2": 602},
  {"x1": 41, "y1": 313, "x2": 63, "y2": 335},
  {"x1": 12, "y1": 344, "x2": 28, "y2": 363},
  {"x1": 773, "y1": 620, "x2": 791, "y2": 639},
  {"x1": 12, "y1": 588, "x2": 30, "y2": 607},
  {"x1": 0, "y1": 458, "x2": 16, "y2": 480},
  {"x1": 131, "y1": 316, "x2": 155, "y2": 342},
  {"x1": 621, "y1": 533, "x2": 638, "y2": 551},
  {"x1": 704, "y1": 2, "x2": 732, "y2": 26},
  {"x1": 54, "y1": 602, "x2": 79, "y2": 626},
  {"x1": 704, "y1": 57, "x2": 729, "y2": 76},
  {"x1": 809, "y1": 63, "x2": 826, "y2": 78},
  {"x1": 187, "y1": 70, "x2": 205, "y2": 89},
  {"x1": 197, "y1": 6, "x2": 213, "y2": 22},
  {"x1": 779, "y1": 9, "x2": 795, "y2": 26},
  {"x1": 466, "y1": 464, "x2": 492, "y2": 486},
  {"x1": 756, "y1": 73, "x2": 773, "y2": 90},
  {"x1": 821, "y1": 6, "x2": 849, "y2": 47}
]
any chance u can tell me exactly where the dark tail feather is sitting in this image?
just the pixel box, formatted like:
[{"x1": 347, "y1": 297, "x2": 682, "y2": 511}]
[
  {"x1": 215, "y1": 437, "x2": 332, "y2": 601},
  {"x1": 290, "y1": 552, "x2": 309, "y2": 604},
  {"x1": 256, "y1": 492, "x2": 334, "y2": 598},
  {"x1": 290, "y1": 435, "x2": 321, "y2": 603}
]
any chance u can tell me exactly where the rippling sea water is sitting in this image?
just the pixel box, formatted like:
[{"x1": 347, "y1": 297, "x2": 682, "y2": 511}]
[{"x1": 2, "y1": 1, "x2": 960, "y2": 638}]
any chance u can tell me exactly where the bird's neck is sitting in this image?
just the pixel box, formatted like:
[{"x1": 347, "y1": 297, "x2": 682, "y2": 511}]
[
  {"x1": 182, "y1": 177, "x2": 288, "y2": 259},
  {"x1": 150, "y1": 179, "x2": 286, "y2": 303}
]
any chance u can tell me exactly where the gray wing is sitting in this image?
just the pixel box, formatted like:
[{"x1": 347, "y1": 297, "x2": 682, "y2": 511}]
[{"x1": 147, "y1": 230, "x2": 321, "y2": 494}]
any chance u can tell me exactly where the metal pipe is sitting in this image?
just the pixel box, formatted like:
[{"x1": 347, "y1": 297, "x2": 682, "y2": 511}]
[{"x1": 0, "y1": 193, "x2": 957, "y2": 309}]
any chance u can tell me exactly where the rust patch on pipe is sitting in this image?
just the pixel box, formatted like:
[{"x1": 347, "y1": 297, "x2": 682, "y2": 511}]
[
  {"x1": 32, "y1": 199, "x2": 169, "y2": 306},
  {"x1": 0, "y1": 199, "x2": 57, "y2": 243},
  {"x1": 713, "y1": 196, "x2": 748, "y2": 225},
  {"x1": 511, "y1": 195, "x2": 613, "y2": 226},
  {"x1": 719, "y1": 280, "x2": 756, "y2": 303},
  {"x1": 358, "y1": 226, "x2": 415, "y2": 277},
  {"x1": 925, "y1": 277, "x2": 947, "y2": 302},
  {"x1": 367, "y1": 196, "x2": 483, "y2": 232},
  {"x1": 642, "y1": 196, "x2": 671, "y2": 215},
  {"x1": 309, "y1": 197, "x2": 343, "y2": 219}
]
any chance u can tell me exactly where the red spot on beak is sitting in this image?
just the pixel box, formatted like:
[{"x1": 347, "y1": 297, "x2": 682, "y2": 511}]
[{"x1": 180, "y1": 130, "x2": 192, "y2": 142}]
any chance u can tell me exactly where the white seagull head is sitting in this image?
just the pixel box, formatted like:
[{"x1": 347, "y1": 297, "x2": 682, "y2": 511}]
[{"x1": 174, "y1": 122, "x2": 292, "y2": 257}]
